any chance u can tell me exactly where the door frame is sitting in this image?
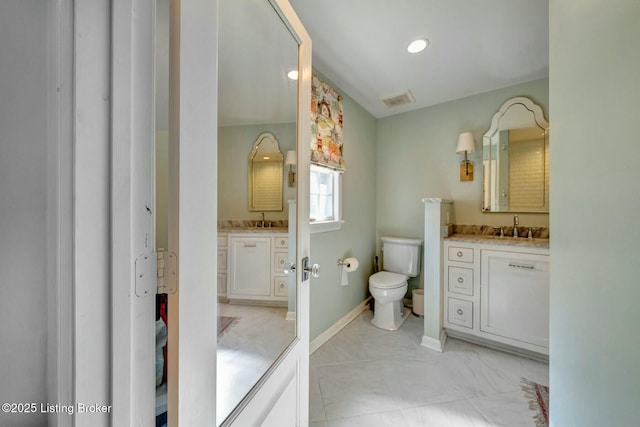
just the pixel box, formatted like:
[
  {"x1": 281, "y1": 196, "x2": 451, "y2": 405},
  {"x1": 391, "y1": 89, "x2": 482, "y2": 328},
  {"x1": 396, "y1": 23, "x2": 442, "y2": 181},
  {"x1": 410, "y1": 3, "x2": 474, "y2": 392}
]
[
  {"x1": 46, "y1": 0, "x2": 73, "y2": 425},
  {"x1": 111, "y1": 0, "x2": 157, "y2": 425}
]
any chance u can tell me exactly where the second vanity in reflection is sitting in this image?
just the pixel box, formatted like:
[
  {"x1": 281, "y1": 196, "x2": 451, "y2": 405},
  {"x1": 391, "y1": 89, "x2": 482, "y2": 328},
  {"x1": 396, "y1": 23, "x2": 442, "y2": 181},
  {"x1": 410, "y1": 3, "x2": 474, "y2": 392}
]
[
  {"x1": 443, "y1": 234, "x2": 549, "y2": 357},
  {"x1": 218, "y1": 230, "x2": 290, "y2": 304}
]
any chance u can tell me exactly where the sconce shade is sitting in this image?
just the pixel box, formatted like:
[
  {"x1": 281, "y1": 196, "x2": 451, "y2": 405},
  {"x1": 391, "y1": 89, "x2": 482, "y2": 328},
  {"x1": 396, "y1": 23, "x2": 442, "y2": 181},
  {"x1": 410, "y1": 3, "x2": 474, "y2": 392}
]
[
  {"x1": 285, "y1": 150, "x2": 297, "y2": 166},
  {"x1": 456, "y1": 132, "x2": 475, "y2": 154}
]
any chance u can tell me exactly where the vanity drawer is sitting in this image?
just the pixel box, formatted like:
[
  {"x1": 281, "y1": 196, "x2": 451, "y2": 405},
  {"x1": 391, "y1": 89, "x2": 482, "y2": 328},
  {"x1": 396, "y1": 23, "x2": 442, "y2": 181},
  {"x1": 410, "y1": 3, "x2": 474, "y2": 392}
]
[
  {"x1": 448, "y1": 246, "x2": 474, "y2": 263},
  {"x1": 273, "y1": 252, "x2": 288, "y2": 273},
  {"x1": 273, "y1": 236, "x2": 289, "y2": 249},
  {"x1": 447, "y1": 298, "x2": 473, "y2": 329},
  {"x1": 273, "y1": 276, "x2": 288, "y2": 297},
  {"x1": 448, "y1": 266, "x2": 473, "y2": 296}
]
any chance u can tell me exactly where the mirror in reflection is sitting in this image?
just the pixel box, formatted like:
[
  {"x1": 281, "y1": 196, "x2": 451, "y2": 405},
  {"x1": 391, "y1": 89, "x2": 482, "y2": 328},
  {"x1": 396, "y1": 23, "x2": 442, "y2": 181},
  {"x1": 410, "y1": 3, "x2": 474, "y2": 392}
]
[
  {"x1": 248, "y1": 132, "x2": 284, "y2": 212},
  {"x1": 216, "y1": 0, "x2": 299, "y2": 424},
  {"x1": 482, "y1": 97, "x2": 549, "y2": 213}
]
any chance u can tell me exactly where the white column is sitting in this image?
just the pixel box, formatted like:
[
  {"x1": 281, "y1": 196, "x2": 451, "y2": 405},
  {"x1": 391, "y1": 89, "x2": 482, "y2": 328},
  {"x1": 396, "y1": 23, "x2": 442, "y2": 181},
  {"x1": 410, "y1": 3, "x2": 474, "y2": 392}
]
[{"x1": 421, "y1": 198, "x2": 453, "y2": 352}]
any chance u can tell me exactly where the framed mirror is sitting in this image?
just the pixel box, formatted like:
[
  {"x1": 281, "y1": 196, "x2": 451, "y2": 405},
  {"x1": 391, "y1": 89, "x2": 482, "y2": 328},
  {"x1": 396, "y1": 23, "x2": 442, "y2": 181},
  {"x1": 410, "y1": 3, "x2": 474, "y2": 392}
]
[
  {"x1": 482, "y1": 97, "x2": 549, "y2": 213},
  {"x1": 217, "y1": 0, "x2": 299, "y2": 424},
  {"x1": 248, "y1": 132, "x2": 284, "y2": 211}
]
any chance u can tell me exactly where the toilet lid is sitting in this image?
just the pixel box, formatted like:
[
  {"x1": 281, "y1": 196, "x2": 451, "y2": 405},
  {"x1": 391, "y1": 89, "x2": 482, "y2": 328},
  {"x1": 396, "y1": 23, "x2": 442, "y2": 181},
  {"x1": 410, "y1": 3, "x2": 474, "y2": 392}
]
[{"x1": 369, "y1": 271, "x2": 408, "y2": 289}]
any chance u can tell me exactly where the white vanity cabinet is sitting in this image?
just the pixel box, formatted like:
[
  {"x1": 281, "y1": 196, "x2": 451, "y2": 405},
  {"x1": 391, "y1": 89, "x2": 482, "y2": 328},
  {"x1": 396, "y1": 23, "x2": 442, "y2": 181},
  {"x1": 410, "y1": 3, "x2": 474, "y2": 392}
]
[
  {"x1": 224, "y1": 232, "x2": 289, "y2": 304},
  {"x1": 443, "y1": 238, "x2": 549, "y2": 356},
  {"x1": 228, "y1": 236, "x2": 271, "y2": 297},
  {"x1": 481, "y1": 250, "x2": 549, "y2": 349}
]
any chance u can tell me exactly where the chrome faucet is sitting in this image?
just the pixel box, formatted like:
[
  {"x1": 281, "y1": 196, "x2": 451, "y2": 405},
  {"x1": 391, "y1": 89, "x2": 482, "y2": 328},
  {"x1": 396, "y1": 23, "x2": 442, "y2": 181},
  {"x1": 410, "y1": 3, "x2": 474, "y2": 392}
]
[
  {"x1": 513, "y1": 214, "x2": 519, "y2": 238},
  {"x1": 258, "y1": 212, "x2": 265, "y2": 228}
]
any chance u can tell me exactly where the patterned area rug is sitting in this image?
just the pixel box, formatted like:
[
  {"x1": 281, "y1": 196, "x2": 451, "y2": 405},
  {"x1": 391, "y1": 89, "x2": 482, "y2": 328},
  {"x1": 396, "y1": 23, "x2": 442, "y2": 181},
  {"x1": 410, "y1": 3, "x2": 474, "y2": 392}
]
[
  {"x1": 521, "y1": 377, "x2": 549, "y2": 427},
  {"x1": 217, "y1": 316, "x2": 239, "y2": 339}
]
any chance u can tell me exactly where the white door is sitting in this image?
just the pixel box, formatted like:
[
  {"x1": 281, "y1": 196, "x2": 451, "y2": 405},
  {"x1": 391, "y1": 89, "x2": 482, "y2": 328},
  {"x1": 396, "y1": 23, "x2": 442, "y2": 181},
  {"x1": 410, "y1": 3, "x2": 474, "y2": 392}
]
[
  {"x1": 161, "y1": 0, "x2": 312, "y2": 425},
  {"x1": 225, "y1": 1, "x2": 313, "y2": 425}
]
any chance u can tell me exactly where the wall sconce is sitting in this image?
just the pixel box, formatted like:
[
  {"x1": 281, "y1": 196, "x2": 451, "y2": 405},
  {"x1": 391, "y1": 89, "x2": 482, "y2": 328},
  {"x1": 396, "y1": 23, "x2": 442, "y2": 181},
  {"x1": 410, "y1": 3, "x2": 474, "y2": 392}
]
[
  {"x1": 285, "y1": 150, "x2": 296, "y2": 187},
  {"x1": 456, "y1": 132, "x2": 475, "y2": 181}
]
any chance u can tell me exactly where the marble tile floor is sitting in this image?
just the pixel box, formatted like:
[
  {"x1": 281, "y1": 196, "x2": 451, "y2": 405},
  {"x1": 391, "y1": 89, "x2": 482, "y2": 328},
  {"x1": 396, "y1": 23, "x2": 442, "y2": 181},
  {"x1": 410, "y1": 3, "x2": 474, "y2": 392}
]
[
  {"x1": 310, "y1": 310, "x2": 548, "y2": 427},
  {"x1": 217, "y1": 303, "x2": 295, "y2": 425}
]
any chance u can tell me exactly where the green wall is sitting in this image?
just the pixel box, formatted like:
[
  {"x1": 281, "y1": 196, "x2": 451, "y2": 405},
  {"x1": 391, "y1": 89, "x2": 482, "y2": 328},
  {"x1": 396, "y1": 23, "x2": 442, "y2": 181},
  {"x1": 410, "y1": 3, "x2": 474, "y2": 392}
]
[
  {"x1": 309, "y1": 73, "x2": 378, "y2": 340},
  {"x1": 376, "y1": 78, "x2": 549, "y2": 292},
  {"x1": 550, "y1": 1, "x2": 640, "y2": 425}
]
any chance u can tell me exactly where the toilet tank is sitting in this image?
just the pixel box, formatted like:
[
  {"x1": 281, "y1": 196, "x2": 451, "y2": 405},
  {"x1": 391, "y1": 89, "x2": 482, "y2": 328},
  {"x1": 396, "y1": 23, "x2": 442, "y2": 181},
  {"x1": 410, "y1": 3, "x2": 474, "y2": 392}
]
[{"x1": 381, "y1": 236, "x2": 422, "y2": 277}]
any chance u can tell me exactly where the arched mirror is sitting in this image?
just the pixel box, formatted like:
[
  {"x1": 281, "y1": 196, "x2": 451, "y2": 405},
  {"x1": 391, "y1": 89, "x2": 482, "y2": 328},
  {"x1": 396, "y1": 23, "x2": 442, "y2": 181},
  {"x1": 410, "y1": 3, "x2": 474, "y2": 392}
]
[
  {"x1": 248, "y1": 132, "x2": 284, "y2": 211},
  {"x1": 482, "y1": 97, "x2": 549, "y2": 213},
  {"x1": 217, "y1": 0, "x2": 299, "y2": 424}
]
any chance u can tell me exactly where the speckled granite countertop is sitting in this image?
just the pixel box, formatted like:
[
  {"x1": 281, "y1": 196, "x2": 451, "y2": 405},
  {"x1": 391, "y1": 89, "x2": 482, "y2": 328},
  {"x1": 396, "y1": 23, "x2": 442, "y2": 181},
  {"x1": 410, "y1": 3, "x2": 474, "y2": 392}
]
[
  {"x1": 218, "y1": 227, "x2": 288, "y2": 233},
  {"x1": 446, "y1": 234, "x2": 550, "y2": 249},
  {"x1": 218, "y1": 220, "x2": 288, "y2": 233}
]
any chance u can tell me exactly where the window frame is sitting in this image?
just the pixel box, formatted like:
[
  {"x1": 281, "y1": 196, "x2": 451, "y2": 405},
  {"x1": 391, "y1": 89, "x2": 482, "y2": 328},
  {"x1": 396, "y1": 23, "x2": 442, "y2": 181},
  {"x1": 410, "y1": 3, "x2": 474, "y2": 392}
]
[{"x1": 309, "y1": 164, "x2": 343, "y2": 234}]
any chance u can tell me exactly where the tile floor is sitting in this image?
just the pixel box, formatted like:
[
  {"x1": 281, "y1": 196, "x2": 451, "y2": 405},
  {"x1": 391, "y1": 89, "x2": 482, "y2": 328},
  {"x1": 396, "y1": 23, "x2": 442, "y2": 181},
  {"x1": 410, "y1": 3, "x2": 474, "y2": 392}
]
[
  {"x1": 310, "y1": 310, "x2": 548, "y2": 427},
  {"x1": 217, "y1": 303, "x2": 295, "y2": 425}
]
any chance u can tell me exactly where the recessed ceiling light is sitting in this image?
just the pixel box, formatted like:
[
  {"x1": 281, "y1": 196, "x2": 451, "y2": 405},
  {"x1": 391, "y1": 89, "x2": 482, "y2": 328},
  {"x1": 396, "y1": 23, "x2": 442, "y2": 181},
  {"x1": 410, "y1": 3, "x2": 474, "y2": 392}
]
[
  {"x1": 287, "y1": 70, "x2": 298, "y2": 80},
  {"x1": 407, "y1": 38, "x2": 429, "y2": 54}
]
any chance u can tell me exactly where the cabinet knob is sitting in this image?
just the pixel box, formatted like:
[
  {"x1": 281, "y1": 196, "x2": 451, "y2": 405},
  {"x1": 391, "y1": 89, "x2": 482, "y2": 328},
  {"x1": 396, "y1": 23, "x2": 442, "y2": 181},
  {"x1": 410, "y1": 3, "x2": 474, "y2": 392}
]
[
  {"x1": 279, "y1": 283, "x2": 285, "y2": 289},
  {"x1": 457, "y1": 277, "x2": 464, "y2": 283},
  {"x1": 280, "y1": 239, "x2": 285, "y2": 245},
  {"x1": 457, "y1": 308, "x2": 464, "y2": 315},
  {"x1": 457, "y1": 251, "x2": 463, "y2": 257}
]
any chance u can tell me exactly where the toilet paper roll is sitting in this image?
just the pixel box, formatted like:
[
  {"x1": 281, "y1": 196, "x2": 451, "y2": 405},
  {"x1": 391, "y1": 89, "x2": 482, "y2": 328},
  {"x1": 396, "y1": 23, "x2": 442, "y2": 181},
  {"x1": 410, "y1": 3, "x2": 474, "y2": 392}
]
[{"x1": 340, "y1": 257, "x2": 359, "y2": 286}]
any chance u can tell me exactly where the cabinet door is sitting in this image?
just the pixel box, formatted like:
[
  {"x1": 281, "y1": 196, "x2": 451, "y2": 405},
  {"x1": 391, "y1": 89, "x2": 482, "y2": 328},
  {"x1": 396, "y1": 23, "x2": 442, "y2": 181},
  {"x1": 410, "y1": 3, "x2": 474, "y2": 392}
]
[
  {"x1": 480, "y1": 250, "x2": 549, "y2": 348},
  {"x1": 228, "y1": 237, "x2": 271, "y2": 297}
]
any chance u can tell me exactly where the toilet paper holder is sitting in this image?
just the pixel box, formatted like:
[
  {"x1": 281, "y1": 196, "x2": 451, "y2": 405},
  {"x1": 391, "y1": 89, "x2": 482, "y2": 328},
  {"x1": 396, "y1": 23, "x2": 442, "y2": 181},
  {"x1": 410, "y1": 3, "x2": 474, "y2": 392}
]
[{"x1": 337, "y1": 258, "x2": 353, "y2": 267}]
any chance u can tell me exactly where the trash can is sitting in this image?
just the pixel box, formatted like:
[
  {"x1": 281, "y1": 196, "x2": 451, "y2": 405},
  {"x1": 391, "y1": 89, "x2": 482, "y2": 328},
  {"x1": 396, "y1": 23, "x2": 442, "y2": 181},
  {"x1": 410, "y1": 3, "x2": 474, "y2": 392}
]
[{"x1": 412, "y1": 289, "x2": 424, "y2": 317}]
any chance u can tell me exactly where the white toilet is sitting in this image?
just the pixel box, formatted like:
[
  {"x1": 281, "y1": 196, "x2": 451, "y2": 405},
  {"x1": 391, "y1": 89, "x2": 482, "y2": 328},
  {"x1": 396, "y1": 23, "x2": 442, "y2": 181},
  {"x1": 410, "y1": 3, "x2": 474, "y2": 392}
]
[{"x1": 369, "y1": 236, "x2": 422, "y2": 330}]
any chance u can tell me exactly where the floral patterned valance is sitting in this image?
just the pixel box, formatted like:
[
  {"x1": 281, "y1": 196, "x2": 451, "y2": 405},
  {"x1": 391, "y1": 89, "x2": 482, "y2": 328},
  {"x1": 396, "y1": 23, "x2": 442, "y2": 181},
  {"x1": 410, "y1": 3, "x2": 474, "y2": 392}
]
[{"x1": 311, "y1": 75, "x2": 345, "y2": 171}]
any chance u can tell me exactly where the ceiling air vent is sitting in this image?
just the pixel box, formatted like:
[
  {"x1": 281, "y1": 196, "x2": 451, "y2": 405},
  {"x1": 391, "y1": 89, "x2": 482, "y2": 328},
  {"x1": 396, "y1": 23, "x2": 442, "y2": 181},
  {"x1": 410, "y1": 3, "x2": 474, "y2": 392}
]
[{"x1": 380, "y1": 91, "x2": 415, "y2": 108}]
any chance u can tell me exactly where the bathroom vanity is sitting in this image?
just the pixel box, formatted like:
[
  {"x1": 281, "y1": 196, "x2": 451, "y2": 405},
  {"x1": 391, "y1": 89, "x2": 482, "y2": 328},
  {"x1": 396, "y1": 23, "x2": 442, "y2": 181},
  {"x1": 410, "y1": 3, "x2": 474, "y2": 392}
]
[
  {"x1": 217, "y1": 230, "x2": 289, "y2": 304},
  {"x1": 443, "y1": 235, "x2": 549, "y2": 356}
]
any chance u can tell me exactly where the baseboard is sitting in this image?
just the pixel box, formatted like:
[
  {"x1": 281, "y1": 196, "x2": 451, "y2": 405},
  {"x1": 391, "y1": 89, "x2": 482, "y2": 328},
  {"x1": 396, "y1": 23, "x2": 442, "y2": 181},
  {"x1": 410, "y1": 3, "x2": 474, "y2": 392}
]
[
  {"x1": 310, "y1": 297, "x2": 371, "y2": 354},
  {"x1": 445, "y1": 329, "x2": 549, "y2": 363},
  {"x1": 285, "y1": 311, "x2": 295, "y2": 321},
  {"x1": 421, "y1": 329, "x2": 447, "y2": 352},
  {"x1": 227, "y1": 298, "x2": 287, "y2": 308}
]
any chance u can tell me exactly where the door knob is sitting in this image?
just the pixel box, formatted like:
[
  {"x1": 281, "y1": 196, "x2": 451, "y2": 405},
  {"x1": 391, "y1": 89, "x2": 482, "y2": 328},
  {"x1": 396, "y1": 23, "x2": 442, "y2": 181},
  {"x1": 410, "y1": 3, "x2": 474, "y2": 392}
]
[
  {"x1": 283, "y1": 261, "x2": 296, "y2": 275},
  {"x1": 285, "y1": 258, "x2": 320, "y2": 280},
  {"x1": 304, "y1": 263, "x2": 320, "y2": 278},
  {"x1": 302, "y1": 256, "x2": 320, "y2": 280}
]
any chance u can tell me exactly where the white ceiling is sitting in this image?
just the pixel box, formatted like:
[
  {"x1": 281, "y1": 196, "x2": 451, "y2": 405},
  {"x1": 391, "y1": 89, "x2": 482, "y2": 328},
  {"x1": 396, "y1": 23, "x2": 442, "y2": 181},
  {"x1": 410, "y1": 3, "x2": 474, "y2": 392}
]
[{"x1": 289, "y1": 0, "x2": 549, "y2": 119}]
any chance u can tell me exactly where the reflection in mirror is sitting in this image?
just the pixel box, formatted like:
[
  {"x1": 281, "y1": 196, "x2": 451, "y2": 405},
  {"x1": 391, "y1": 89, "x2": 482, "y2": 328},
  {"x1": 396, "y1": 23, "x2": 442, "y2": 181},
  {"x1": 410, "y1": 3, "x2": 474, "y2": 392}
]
[
  {"x1": 482, "y1": 97, "x2": 549, "y2": 213},
  {"x1": 248, "y1": 132, "x2": 284, "y2": 211},
  {"x1": 216, "y1": 0, "x2": 298, "y2": 424}
]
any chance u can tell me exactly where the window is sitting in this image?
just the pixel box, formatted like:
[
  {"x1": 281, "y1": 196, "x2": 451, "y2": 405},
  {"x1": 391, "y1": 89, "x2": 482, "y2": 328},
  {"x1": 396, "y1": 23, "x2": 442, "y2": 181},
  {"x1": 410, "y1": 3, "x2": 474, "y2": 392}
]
[{"x1": 310, "y1": 164, "x2": 342, "y2": 233}]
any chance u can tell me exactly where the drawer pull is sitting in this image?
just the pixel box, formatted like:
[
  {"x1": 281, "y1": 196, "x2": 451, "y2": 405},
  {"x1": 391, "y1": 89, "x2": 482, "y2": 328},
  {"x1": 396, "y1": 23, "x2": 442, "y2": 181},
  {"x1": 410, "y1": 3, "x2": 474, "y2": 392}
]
[
  {"x1": 279, "y1": 283, "x2": 285, "y2": 288},
  {"x1": 457, "y1": 277, "x2": 464, "y2": 283},
  {"x1": 243, "y1": 244, "x2": 257, "y2": 248},
  {"x1": 457, "y1": 251, "x2": 463, "y2": 257},
  {"x1": 457, "y1": 308, "x2": 464, "y2": 315},
  {"x1": 280, "y1": 240, "x2": 286, "y2": 245},
  {"x1": 508, "y1": 263, "x2": 535, "y2": 270}
]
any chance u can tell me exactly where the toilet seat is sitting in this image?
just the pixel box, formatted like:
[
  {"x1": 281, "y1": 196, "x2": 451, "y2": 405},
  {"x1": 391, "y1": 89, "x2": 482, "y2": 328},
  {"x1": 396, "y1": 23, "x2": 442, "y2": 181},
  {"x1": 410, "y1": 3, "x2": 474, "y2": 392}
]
[{"x1": 369, "y1": 271, "x2": 408, "y2": 289}]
